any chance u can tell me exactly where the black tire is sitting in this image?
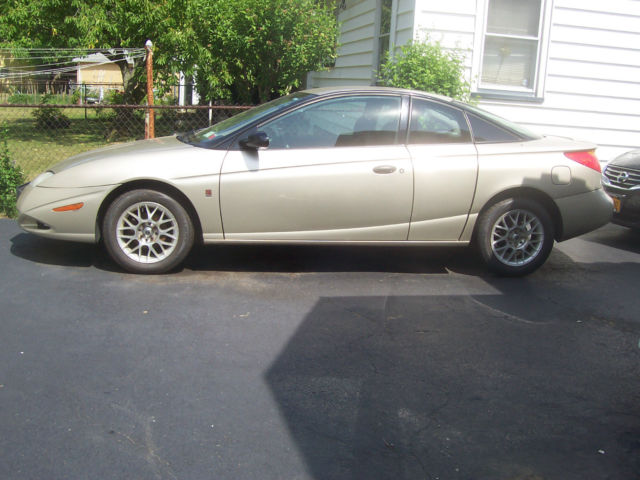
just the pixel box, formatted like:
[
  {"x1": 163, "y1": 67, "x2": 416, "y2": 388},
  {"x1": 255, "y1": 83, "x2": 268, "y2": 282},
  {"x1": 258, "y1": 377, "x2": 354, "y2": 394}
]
[
  {"x1": 102, "y1": 189, "x2": 194, "y2": 274},
  {"x1": 476, "y1": 198, "x2": 554, "y2": 276}
]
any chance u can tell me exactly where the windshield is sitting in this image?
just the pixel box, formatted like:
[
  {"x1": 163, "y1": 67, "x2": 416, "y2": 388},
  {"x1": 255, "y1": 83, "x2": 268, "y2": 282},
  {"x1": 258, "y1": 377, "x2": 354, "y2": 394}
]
[
  {"x1": 179, "y1": 92, "x2": 314, "y2": 147},
  {"x1": 455, "y1": 101, "x2": 541, "y2": 140}
]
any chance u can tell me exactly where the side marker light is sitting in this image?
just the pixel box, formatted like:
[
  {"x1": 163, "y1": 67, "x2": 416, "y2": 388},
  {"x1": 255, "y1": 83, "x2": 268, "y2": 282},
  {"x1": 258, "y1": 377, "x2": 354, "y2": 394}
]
[{"x1": 53, "y1": 202, "x2": 84, "y2": 212}]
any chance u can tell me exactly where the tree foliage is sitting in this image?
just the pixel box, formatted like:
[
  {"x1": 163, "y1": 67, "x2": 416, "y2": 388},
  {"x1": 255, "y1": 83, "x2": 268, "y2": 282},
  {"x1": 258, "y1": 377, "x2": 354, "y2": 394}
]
[
  {"x1": 0, "y1": 0, "x2": 338, "y2": 104},
  {"x1": 0, "y1": 0, "x2": 186, "y2": 103},
  {"x1": 378, "y1": 39, "x2": 471, "y2": 101},
  {"x1": 181, "y1": 0, "x2": 338, "y2": 103}
]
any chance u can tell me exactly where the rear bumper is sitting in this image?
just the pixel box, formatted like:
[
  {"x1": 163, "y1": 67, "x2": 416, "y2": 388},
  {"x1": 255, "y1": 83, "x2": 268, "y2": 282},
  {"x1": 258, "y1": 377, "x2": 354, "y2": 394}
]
[{"x1": 555, "y1": 188, "x2": 613, "y2": 241}]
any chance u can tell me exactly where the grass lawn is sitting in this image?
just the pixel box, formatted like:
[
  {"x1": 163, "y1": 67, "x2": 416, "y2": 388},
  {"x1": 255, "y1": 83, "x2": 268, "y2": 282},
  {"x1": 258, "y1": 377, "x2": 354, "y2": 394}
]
[
  {"x1": 2, "y1": 107, "x2": 141, "y2": 180},
  {"x1": 2, "y1": 105, "x2": 243, "y2": 180},
  {"x1": 1, "y1": 104, "x2": 243, "y2": 218}
]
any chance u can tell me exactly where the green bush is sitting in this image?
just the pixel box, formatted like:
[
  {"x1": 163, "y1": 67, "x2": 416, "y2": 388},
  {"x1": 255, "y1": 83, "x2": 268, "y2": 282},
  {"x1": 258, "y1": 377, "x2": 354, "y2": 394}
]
[
  {"x1": 378, "y1": 38, "x2": 471, "y2": 101},
  {"x1": 0, "y1": 126, "x2": 25, "y2": 218},
  {"x1": 8, "y1": 92, "x2": 33, "y2": 104},
  {"x1": 70, "y1": 88, "x2": 82, "y2": 104},
  {"x1": 105, "y1": 89, "x2": 125, "y2": 105},
  {"x1": 31, "y1": 94, "x2": 71, "y2": 129}
]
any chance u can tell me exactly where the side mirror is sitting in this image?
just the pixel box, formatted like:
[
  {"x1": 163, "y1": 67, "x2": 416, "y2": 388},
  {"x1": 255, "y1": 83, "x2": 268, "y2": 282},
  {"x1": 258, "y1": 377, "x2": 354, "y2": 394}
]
[{"x1": 240, "y1": 131, "x2": 270, "y2": 150}]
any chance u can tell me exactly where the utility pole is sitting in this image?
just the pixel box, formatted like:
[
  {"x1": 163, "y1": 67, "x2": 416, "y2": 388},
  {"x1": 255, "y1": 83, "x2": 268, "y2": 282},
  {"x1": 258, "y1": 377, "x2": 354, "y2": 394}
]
[{"x1": 145, "y1": 39, "x2": 155, "y2": 139}]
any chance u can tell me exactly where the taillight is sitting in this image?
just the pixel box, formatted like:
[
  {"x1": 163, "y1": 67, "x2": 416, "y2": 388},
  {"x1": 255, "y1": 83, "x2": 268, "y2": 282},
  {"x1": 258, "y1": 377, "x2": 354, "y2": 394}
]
[{"x1": 564, "y1": 150, "x2": 601, "y2": 173}]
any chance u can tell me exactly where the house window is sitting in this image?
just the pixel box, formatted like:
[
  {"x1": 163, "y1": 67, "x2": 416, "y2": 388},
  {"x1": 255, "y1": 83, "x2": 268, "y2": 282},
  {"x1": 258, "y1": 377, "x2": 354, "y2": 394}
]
[
  {"x1": 377, "y1": 0, "x2": 393, "y2": 71},
  {"x1": 479, "y1": 0, "x2": 543, "y2": 93}
]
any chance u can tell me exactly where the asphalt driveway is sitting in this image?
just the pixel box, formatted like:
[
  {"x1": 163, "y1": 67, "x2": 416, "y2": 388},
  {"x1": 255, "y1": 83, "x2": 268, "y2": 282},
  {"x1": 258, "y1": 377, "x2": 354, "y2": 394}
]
[{"x1": 1, "y1": 219, "x2": 639, "y2": 479}]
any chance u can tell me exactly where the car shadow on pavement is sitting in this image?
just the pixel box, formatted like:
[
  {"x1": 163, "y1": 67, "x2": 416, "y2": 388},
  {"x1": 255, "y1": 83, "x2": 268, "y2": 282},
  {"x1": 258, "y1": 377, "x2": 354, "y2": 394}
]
[
  {"x1": 9, "y1": 232, "x2": 484, "y2": 275},
  {"x1": 8, "y1": 225, "x2": 640, "y2": 279},
  {"x1": 264, "y1": 276, "x2": 640, "y2": 479},
  {"x1": 184, "y1": 244, "x2": 484, "y2": 275},
  {"x1": 9, "y1": 233, "x2": 114, "y2": 270},
  {"x1": 580, "y1": 224, "x2": 640, "y2": 255}
]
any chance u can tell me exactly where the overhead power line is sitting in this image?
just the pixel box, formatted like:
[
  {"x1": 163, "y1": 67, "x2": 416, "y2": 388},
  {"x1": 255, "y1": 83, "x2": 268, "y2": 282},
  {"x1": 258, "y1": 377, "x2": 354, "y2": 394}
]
[{"x1": 0, "y1": 48, "x2": 147, "y2": 80}]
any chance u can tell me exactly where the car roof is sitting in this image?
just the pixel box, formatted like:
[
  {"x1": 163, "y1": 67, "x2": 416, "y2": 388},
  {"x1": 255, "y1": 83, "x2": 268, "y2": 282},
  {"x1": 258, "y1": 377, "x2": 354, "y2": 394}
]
[{"x1": 301, "y1": 86, "x2": 454, "y2": 104}]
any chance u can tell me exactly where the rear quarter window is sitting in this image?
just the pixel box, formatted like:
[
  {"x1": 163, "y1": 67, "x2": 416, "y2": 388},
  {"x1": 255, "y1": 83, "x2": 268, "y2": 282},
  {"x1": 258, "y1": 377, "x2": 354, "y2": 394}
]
[{"x1": 467, "y1": 113, "x2": 522, "y2": 143}]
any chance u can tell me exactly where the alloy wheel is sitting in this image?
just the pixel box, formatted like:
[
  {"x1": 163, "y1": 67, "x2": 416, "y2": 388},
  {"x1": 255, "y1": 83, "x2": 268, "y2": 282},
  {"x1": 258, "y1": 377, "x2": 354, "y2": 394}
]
[
  {"x1": 116, "y1": 201, "x2": 179, "y2": 264},
  {"x1": 490, "y1": 209, "x2": 544, "y2": 267}
]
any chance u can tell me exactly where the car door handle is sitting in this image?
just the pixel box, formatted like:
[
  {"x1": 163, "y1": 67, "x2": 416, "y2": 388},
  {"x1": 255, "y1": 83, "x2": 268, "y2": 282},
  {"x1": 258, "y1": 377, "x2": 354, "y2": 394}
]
[{"x1": 373, "y1": 165, "x2": 397, "y2": 174}]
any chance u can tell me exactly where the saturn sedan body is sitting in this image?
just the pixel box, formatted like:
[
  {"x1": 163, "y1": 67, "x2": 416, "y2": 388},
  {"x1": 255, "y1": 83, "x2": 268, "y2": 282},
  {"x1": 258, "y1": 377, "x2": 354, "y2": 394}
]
[{"x1": 16, "y1": 87, "x2": 612, "y2": 276}]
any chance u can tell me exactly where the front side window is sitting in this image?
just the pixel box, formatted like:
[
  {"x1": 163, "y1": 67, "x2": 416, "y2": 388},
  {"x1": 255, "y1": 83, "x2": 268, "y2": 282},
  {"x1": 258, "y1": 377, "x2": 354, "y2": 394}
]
[
  {"x1": 479, "y1": 0, "x2": 543, "y2": 92},
  {"x1": 179, "y1": 92, "x2": 312, "y2": 147},
  {"x1": 260, "y1": 95, "x2": 401, "y2": 149},
  {"x1": 408, "y1": 99, "x2": 471, "y2": 144}
]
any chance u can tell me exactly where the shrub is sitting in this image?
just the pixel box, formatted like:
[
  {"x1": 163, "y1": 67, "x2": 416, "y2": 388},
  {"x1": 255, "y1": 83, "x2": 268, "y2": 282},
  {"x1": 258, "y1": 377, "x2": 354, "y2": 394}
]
[
  {"x1": 70, "y1": 88, "x2": 82, "y2": 104},
  {"x1": 0, "y1": 126, "x2": 25, "y2": 218},
  {"x1": 8, "y1": 92, "x2": 33, "y2": 104},
  {"x1": 31, "y1": 94, "x2": 71, "y2": 129},
  {"x1": 378, "y1": 38, "x2": 471, "y2": 101},
  {"x1": 105, "y1": 89, "x2": 125, "y2": 105}
]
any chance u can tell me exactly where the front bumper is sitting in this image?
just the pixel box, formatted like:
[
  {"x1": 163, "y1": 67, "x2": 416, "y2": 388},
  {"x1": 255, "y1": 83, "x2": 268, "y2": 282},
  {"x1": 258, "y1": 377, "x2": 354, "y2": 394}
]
[
  {"x1": 16, "y1": 183, "x2": 114, "y2": 243},
  {"x1": 603, "y1": 185, "x2": 640, "y2": 228}
]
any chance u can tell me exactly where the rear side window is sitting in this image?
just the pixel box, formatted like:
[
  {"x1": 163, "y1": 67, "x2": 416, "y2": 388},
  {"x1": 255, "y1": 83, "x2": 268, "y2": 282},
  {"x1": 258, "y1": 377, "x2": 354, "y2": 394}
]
[
  {"x1": 408, "y1": 98, "x2": 471, "y2": 144},
  {"x1": 467, "y1": 113, "x2": 522, "y2": 143}
]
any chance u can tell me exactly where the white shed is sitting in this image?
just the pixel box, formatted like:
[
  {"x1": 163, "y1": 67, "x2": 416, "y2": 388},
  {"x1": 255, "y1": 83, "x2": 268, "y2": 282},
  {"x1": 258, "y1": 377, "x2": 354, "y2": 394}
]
[{"x1": 307, "y1": 0, "x2": 640, "y2": 161}]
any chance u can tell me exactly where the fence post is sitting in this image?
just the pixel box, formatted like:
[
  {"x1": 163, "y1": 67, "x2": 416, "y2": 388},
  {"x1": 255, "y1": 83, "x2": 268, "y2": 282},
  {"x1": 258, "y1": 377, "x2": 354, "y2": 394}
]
[{"x1": 145, "y1": 40, "x2": 155, "y2": 139}]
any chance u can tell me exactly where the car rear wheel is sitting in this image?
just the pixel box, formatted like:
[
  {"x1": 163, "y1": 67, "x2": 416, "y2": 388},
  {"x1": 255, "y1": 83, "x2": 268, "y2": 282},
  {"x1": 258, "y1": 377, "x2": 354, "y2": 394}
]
[
  {"x1": 102, "y1": 189, "x2": 194, "y2": 274},
  {"x1": 477, "y1": 198, "x2": 554, "y2": 276}
]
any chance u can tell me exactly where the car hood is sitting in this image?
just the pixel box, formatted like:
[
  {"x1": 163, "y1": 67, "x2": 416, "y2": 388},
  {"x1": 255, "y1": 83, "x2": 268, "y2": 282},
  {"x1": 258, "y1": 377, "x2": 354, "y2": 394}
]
[
  {"x1": 608, "y1": 149, "x2": 640, "y2": 169},
  {"x1": 50, "y1": 136, "x2": 192, "y2": 174},
  {"x1": 40, "y1": 135, "x2": 225, "y2": 189}
]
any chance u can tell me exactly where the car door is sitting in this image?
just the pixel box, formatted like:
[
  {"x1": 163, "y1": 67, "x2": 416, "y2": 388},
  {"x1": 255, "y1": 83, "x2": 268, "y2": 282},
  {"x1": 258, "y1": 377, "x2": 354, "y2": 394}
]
[
  {"x1": 406, "y1": 98, "x2": 479, "y2": 241},
  {"x1": 219, "y1": 94, "x2": 413, "y2": 241}
]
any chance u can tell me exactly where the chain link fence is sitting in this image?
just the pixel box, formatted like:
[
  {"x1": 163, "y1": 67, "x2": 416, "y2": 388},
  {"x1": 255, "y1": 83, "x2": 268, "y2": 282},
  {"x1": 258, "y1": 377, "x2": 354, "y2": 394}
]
[
  {"x1": 0, "y1": 82, "x2": 202, "y2": 106},
  {"x1": 0, "y1": 103, "x2": 251, "y2": 216}
]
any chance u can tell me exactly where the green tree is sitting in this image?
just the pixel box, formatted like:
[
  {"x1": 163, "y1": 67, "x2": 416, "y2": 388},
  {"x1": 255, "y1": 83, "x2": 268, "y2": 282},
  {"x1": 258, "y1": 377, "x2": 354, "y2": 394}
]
[
  {"x1": 183, "y1": 0, "x2": 338, "y2": 104},
  {"x1": 378, "y1": 38, "x2": 471, "y2": 101},
  {"x1": 66, "y1": 0, "x2": 192, "y2": 103},
  {"x1": 0, "y1": 0, "x2": 195, "y2": 103},
  {"x1": 0, "y1": 0, "x2": 338, "y2": 105}
]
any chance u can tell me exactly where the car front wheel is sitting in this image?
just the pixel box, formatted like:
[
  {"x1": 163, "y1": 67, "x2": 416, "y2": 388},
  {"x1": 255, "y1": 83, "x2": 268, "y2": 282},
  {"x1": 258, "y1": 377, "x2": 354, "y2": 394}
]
[
  {"x1": 477, "y1": 198, "x2": 554, "y2": 276},
  {"x1": 102, "y1": 189, "x2": 194, "y2": 274}
]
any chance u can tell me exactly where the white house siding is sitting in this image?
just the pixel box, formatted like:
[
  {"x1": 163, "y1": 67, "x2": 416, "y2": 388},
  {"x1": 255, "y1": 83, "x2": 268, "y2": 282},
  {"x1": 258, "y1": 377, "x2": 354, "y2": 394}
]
[
  {"x1": 393, "y1": 0, "x2": 418, "y2": 48},
  {"x1": 478, "y1": 0, "x2": 640, "y2": 162},
  {"x1": 412, "y1": 0, "x2": 476, "y2": 78},
  {"x1": 307, "y1": 1, "x2": 379, "y2": 87},
  {"x1": 308, "y1": 0, "x2": 640, "y2": 162},
  {"x1": 307, "y1": 0, "x2": 416, "y2": 87}
]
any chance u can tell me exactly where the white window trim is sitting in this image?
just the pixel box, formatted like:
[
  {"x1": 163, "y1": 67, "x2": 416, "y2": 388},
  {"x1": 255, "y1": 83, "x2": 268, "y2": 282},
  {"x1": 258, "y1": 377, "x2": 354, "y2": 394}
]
[{"x1": 471, "y1": 0, "x2": 553, "y2": 101}]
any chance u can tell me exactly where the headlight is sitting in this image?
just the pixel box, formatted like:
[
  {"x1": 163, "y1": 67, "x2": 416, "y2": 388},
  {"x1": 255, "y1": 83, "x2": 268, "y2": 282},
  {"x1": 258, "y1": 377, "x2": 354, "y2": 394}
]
[{"x1": 30, "y1": 171, "x2": 54, "y2": 187}]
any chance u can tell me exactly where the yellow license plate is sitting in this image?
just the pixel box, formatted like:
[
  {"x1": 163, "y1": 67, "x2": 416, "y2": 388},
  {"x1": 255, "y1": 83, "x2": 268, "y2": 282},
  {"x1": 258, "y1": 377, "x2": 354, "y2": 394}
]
[{"x1": 613, "y1": 197, "x2": 621, "y2": 213}]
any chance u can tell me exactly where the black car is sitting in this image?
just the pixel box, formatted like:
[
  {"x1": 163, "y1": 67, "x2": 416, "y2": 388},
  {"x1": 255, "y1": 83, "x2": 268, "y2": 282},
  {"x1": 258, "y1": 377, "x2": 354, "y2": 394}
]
[{"x1": 602, "y1": 149, "x2": 640, "y2": 228}]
